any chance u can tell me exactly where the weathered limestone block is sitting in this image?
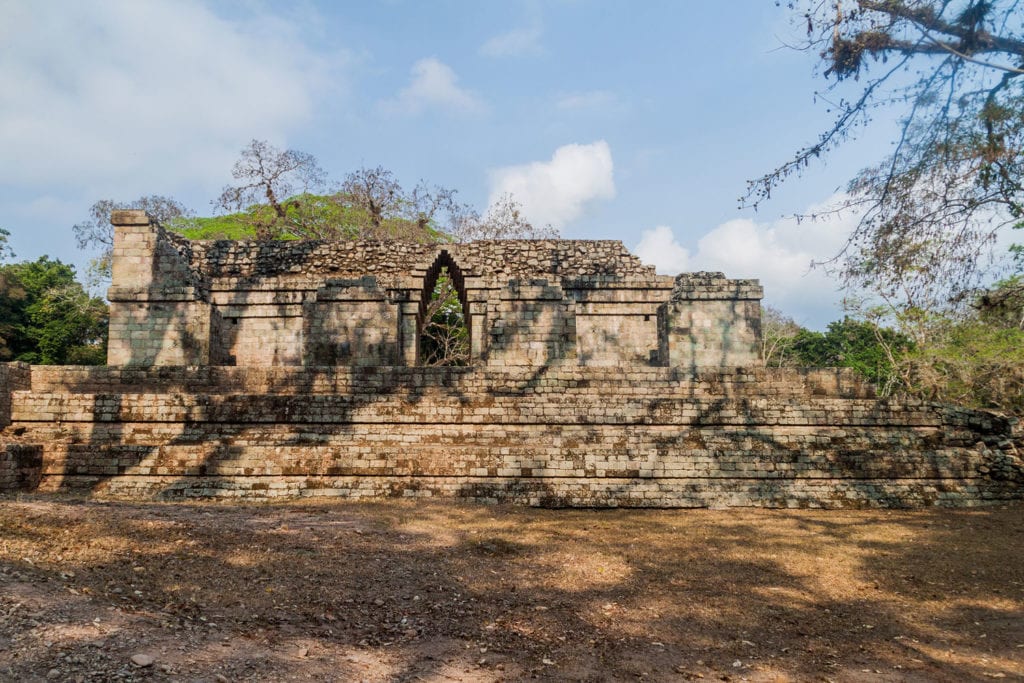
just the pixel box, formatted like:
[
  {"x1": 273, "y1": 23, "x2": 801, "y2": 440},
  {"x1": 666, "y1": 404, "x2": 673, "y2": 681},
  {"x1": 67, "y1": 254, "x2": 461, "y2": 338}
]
[
  {"x1": 107, "y1": 300, "x2": 217, "y2": 366},
  {"x1": 108, "y1": 210, "x2": 202, "y2": 295},
  {"x1": 660, "y1": 272, "x2": 763, "y2": 368},
  {"x1": 0, "y1": 444, "x2": 42, "y2": 493},
  {"x1": 488, "y1": 280, "x2": 577, "y2": 366},
  {"x1": 565, "y1": 277, "x2": 671, "y2": 366},
  {"x1": 304, "y1": 277, "x2": 400, "y2": 366},
  {"x1": 107, "y1": 211, "x2": 215, "y2": 366},
  {"x1": 0, "y1": 362, "x2": 30, "y2": 429}
]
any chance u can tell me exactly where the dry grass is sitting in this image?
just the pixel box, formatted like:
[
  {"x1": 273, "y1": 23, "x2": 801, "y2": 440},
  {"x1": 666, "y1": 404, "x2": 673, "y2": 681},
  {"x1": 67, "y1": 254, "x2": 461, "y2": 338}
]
[{"x1": 0, "y1": 496, "x2": 1022, "y2": 682}]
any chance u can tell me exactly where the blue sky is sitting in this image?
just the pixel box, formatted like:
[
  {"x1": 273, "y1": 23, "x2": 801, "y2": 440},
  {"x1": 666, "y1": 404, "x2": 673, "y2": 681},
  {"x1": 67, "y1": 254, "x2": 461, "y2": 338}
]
[{"x1": 0, "y1": 0, "x2": 902, "y2": 328}]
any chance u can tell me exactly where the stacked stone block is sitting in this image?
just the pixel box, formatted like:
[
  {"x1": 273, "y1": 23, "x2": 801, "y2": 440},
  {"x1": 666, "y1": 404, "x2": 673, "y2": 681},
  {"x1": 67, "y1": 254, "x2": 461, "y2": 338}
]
[
  {"x1": 303, "y1": 277, "x2": 401, "y2": 366},
  {"x1": 3, "y1": 212, "x2": 1018, "y2": 506},
  {"x1": 103, "y1": 216, "x2": 760, "y2": 370},
  {"x1": 106, "y1": 210, "x2": 218, "y2": 366},
  {"x1": 660, "y1": 272, "x2": 763, "y2": 368},
  {"x1": 487, "y1": 281, "x2": 577, "y2": 366},
  {"x1": 0, "y1": 445, "x2": 42, "y2": 492},
  {"x1": 2, "y1": 363, "x2": 1021, "y2": 506},
  {"x1": 0, "y1": 362, "x2": 29, "y2": 429},
  {"x1": 568, "y1": 277, "x2": 667, "y2": 366}
]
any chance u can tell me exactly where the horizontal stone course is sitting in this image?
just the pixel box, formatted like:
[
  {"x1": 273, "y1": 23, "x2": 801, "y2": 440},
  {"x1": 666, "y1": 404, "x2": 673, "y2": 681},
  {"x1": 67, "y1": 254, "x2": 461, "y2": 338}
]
[
  {"x1": 9, "y1": 392, "x2": 945, "y2": 427},
  {"x1": 0, "y1": 362, "x2": 30, "y2": 428},
  {"x1": 3, "y1": 362, "x2": 1022, "y2": 507},
  {"x1": 35, "y1": 474, "x2": 1020, "y2": 508},
  {"x1": 25, "y1": 365, "x2": 877, "y2": 398}
]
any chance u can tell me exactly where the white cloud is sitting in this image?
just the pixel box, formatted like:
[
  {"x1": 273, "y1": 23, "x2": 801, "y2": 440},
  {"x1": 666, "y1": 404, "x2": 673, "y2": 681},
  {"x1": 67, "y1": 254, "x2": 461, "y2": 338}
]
[
  {"x1": 487, "y1": 141, "x2": 615, "y2": 229},
  {"x1": 0, "y1": 0, "x2": 343, "y2": 192},
  {"x1": 383, "y1": 58, "x2": 484, "y2": 115},
  {"x1": 634, "y1": 195, "x2": 861, "y2": 327},
  {"x1": 480, "y1": 25, "x2": 544, "y2": 57},
  {"x1": 634, "y1": 225, "x2": 690, "y2": 274},
  {"x1": 556, "y1": 90, "x2": 617, "y2": 110}
]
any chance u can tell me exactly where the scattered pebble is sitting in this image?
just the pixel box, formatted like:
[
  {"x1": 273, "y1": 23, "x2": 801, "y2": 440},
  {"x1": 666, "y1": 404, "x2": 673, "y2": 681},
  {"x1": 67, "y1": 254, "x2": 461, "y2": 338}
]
[{"x1": 130, "y1": 654, "x2": 154, "y2": 667}]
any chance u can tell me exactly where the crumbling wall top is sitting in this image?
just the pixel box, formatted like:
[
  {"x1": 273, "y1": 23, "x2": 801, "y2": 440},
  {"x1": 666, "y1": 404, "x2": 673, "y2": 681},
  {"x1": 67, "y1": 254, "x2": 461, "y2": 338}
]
[
  {"x1": 670, "y1": 272, "x2": 763, "y2": 301},
  {"x1": 180, "y1": 237, "x2": 658, "y2": 290}
]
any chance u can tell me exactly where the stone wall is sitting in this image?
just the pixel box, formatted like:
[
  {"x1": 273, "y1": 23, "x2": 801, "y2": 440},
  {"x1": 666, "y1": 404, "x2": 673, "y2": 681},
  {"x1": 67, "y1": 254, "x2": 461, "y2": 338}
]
[
  {"x1": 0, "y1": 445, "x2": 42, "y2": 493},
  {"x1": 487, "y1": 281, "x2": 577, "y2": 366},
  {"x1": 104, "y1": 213, "x2": 762, "y2": 370},
  {"x1": 0, "y1": 364, "x2": 40, "y2": 493},
  {"x1": 660, "y1": 273, "x2": 763, "y2": 368},
  {"x1": 0, "y1": 362, "x2": 30, "y2": 429},
  {"x1": 34, "y1": 212, "x2": 1015, "y2": 508},
  {"x1": 107, "y1": 211, "x2": 217, "y2": 366},
  {"x1": 184, "y1": 238, "x2": 656, "y2": 288},
  {"x1": 303, "y1": 277, "x2": 401, "y2": 366},
  {"x1": 3, "y1": 363, "x2": 1021, "y2": 507}
]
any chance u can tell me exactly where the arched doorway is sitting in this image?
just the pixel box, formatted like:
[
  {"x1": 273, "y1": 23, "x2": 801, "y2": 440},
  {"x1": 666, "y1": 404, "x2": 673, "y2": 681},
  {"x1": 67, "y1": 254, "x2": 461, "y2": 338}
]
[{"x1": 419, "y1": 250, "x2": 470, "y2": 366}]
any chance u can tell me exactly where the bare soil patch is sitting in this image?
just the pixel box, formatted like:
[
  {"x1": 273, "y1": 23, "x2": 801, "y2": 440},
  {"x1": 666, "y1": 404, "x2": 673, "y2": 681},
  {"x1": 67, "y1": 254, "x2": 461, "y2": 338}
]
[{"x1": 0, "y1": 496, "x2": 1021, "y2": 682}]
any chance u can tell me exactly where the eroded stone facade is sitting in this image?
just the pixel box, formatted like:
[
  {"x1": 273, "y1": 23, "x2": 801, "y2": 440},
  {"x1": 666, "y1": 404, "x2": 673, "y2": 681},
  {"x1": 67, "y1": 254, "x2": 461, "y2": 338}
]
[
  {"x1": 104, "y1": 211, "x2": 762, "y2": 369},
  {"x1": 0, "y1": 210, "x2": 1021, "y2": 506}
]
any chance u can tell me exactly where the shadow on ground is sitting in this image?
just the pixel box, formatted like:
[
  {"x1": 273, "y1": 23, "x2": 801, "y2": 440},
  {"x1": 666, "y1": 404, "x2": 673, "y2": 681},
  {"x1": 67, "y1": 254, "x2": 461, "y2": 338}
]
[{"x1": 0, "y1": 497, "x2": 1022, "y2": 682}]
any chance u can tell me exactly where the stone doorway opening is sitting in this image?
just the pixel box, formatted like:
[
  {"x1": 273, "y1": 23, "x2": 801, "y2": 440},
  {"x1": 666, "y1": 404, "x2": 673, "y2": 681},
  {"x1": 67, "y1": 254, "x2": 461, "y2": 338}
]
[{"x1": 419, "y1": 250, "x2": 470, "y2": 366}]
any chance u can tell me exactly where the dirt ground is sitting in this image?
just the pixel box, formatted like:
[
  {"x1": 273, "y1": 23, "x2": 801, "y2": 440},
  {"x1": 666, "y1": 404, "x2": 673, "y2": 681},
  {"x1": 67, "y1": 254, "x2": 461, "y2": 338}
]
[{"x1": 0, "y1": 496, "x2": 1021, "y2": 682}]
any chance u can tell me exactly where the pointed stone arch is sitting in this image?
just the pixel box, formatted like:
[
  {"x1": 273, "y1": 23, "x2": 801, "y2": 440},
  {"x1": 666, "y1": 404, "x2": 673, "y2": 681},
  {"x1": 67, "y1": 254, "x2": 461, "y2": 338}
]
[{"x1": 418, "y1": 250, "x2": 471, "y2": 365}]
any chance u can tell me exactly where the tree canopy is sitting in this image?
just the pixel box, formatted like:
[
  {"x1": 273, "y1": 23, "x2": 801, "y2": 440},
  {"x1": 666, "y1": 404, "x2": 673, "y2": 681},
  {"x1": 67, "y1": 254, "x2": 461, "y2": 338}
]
[
  {"x1": 751, "y1": 1, "x2": 1024, "y2": 308},
  {"x1": 0, "y1": 227, "x2": 13, "y2": 262},
  {"x1": 0, "y1": 257, "x2": 107, "y2": 365},
  {"x1": 204, "y1": 140, "x2": 553, "y2": 245}
]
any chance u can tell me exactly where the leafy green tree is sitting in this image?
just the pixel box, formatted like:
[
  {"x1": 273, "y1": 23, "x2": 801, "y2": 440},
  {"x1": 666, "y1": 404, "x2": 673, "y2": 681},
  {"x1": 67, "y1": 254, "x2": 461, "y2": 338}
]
[
  {"x1": 336, "y1": 166, "x2": 461, "y2": 242},
  {"x1": 210, "y1": 142, "x2": 550, "y2": 244},
  {"x1": 0, "y1": 257, "x2": 107, "y2": 364},
  {"x1": 784, "y1": 317, "x2": 914, "y2": 393},
  {"x1": 185, "y1": 194, "x2": 368, "y2": 241},
  {"x1": 0, "y1": 227, "x2": 13, "y2": 262},
  {"x1": 0, "y1": 261, "x2": 27, "y2": 361},
  {"x1": 215, "y1": 139, "x2": 330, "y2": 240},
  {"x1": 753, "y1": 1, "x2": 1024, "y2": 307},
  {"x1": 899, "y1": 277, "x2": 1024, "y2": 412}
]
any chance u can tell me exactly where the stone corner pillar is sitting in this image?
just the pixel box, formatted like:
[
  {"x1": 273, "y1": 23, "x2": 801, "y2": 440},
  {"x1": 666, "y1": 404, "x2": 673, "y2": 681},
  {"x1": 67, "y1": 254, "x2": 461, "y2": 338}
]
[{"x1": 109, "y1": 210, "x2": 158, "y2": 292}]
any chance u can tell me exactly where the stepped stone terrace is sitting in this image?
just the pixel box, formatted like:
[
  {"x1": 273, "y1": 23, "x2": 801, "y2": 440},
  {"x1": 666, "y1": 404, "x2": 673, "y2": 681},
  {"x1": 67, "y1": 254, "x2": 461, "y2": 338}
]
[{"x1": 0, "y1": 210, "x2": 1021, "y2": 507}]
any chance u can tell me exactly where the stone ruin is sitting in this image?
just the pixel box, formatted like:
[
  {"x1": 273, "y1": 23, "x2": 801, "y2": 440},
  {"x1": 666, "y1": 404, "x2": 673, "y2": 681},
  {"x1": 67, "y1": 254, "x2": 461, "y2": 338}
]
[{"x1": 0, "y1": 209, "x2": 1021, "y2": 506}]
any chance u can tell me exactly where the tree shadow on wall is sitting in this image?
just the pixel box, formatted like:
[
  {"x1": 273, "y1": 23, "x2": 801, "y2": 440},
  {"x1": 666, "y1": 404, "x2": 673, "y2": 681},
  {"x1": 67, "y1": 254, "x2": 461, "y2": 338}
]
[{"x1": 38, "y1": 248, "x2": 1023, "y2": 506}]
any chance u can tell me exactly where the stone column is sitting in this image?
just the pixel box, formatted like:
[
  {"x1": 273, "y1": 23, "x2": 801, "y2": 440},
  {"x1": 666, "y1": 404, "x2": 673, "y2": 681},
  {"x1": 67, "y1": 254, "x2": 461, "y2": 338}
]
[
  {"x1": 109, "y1": 210, "x2": 158, "y2": 289},
  {"x1": 468, "y1": 300, "x2": 488, "y2": 362},
  {"x1": 398, "y1": 300, "x2": 420, "y2": 366},
  {"x1": 106, "y1": 211, "x2": 213, "y2": 366}
]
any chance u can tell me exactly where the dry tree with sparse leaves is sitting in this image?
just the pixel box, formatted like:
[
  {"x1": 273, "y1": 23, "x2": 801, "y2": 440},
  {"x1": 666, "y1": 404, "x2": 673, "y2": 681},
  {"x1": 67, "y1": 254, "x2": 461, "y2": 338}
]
[{"x1": 749, "y1": 1, "x2": 1024, "y2": 311}]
